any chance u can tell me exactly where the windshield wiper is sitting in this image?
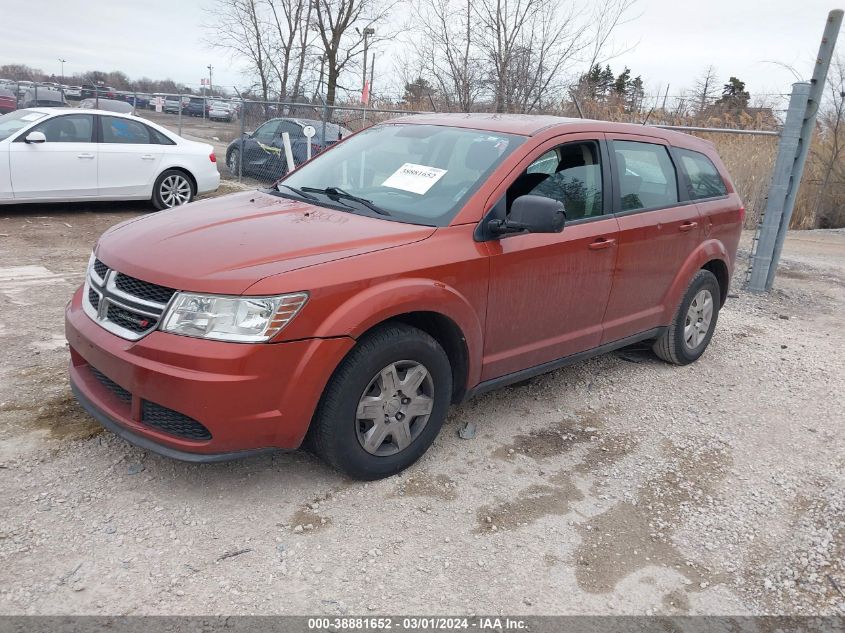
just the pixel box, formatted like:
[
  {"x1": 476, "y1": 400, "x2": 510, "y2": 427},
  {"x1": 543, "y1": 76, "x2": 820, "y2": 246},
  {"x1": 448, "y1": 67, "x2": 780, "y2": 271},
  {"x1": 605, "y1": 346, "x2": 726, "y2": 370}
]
[
  {"x1": 301, "y1": 186, "x2": 391, "y2": 216},
  {"x1": 276, "y1": 183, "x2": 319, "y2": 202}
]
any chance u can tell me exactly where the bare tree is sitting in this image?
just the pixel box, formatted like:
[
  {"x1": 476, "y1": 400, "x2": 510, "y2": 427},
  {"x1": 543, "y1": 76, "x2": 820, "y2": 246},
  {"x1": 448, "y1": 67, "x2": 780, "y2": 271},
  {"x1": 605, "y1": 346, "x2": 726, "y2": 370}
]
[
  {"x1": 811, "y1": 56, "x2": 845, "y2": 227},
  {"x1": 313, "y1": 0, "x2": 398, "y2": 105},
  {"x1": 266, "y1": 0, "x2": 313, "y2": 100},
  {"x1": 406, "y1": 0, "x2": 636, "y2": 114},
  {"x1": 691, "y1": 65, "x2": 719, "y2": 116},
  {"x1": 206, "y1": 0, "x2": 274, "y2": 101},
  {"x1": 409, "y1": 0, "x2": 482, "y2": 111}
]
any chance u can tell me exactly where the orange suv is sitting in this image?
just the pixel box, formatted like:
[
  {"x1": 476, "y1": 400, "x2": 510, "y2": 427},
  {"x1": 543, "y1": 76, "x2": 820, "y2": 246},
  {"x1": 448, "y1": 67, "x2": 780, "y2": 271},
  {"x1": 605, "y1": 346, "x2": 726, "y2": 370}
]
[{"x1": 65, "y1": 114, "x2": 743, "y2": 479}]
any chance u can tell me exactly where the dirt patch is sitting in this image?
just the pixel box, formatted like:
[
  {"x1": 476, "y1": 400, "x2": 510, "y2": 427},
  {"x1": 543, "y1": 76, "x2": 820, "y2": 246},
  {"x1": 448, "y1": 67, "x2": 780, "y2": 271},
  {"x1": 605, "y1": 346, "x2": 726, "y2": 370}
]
[
  {"x1": 662, "y1": 588, "x2": 691, "y2": 612},
  {"x1": 475, "y1": 474, "x2": 583, "y2": 533},
  {"x1": 289, "y1": 507, "x2": 332, "y2": 533},
  {"x1": 493, "y1": 411, "x2": 606, "y2": 461},
  {"x1": 1, "y1": 392, "x2": 102, "y2": 442},
  {"x1": 574, "y1": 443, "x2": 731, "y2": 593},
  {"x1": 574, "y1": 433, "x2": 637, "y2": 474},
  {"x1": 394, "y1": 473, "x2": 457, "y2": 501}
]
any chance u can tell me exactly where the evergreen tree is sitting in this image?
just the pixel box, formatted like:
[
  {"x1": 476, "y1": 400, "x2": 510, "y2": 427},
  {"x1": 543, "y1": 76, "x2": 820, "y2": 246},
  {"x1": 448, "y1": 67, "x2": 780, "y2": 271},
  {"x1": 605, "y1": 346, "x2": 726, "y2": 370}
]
[
  {"x1": 627, "y1": 75, "x2": 644, "y2": 112},
  {"x1": 614, "y1": 67, "x2": 631, "y2": 95},
  {"x1": 715, "y1": 77, "x2": 750, "y2": 110}
]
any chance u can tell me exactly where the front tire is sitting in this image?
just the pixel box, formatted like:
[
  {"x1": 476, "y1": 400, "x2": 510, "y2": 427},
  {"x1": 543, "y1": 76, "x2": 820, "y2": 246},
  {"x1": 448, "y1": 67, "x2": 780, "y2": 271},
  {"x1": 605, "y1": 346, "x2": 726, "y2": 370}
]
[
  {"x1": 308, "y1": 323, "x2": 452, "y2": 480},
  {"x1": 227, "y1": 147, "x2": 242, "y2": 178},
  {"x1": 152, "y1": 169, "x2": 194, "y2": 210},
  {"x1": 653, "y1": 269, "x2": 721, "y2": 365}
]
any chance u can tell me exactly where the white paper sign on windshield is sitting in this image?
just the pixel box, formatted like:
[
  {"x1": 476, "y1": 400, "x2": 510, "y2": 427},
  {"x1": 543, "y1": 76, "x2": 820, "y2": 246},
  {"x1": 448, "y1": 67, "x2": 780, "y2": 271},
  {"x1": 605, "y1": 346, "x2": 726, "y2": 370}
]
[{"x1": 382, "y1": 163, "x2": 447, "y2": 195}]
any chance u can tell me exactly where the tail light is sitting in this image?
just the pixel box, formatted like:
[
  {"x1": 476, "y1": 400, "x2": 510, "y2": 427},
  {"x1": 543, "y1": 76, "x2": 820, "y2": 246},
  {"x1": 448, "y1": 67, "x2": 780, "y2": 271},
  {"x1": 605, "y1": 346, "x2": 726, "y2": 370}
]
[
  {"x1": 738, "y1": 206, "x2": 746, "y2": 223},
  {"x1": 209, "y1": 152, "x2": 217, "y2": 163}
]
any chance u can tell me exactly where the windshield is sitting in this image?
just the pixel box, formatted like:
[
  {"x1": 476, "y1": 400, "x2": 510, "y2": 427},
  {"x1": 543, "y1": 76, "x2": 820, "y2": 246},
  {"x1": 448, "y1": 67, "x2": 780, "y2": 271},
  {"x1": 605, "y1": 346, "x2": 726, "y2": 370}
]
[
  {"x1": 0, "y1": 110, "x2": 47, "y2": 141},
  {"x1": 280, "y1": 124, "x2": 523, "y2": 226}
]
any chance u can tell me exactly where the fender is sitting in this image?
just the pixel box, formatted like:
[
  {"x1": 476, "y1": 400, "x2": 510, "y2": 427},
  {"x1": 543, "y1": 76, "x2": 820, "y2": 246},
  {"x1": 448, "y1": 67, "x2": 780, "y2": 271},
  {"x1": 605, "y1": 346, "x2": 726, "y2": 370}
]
[
  {"x1": 309, "y1": 278, "x2": 485, "y2": 389},
  {"x1": 660, "y1": 238, "x2": 730, "y2": 322}
]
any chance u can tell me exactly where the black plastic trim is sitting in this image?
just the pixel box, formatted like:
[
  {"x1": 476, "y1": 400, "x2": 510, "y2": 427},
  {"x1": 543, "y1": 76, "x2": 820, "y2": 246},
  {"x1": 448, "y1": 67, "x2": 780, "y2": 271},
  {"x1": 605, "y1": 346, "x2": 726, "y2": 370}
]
[
  {"x1": 464, "y1": 327, "x2": 666, "y2": 401},
  {"x1": 71, "y1": 380, "x2": 279, "y2": 463}
]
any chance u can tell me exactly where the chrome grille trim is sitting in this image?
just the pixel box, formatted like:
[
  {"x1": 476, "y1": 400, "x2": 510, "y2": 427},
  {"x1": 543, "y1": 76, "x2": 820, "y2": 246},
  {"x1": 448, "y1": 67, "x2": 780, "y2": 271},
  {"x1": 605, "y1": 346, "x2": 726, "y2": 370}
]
[{"x1": 83, "y1": 260, "x2": 175, "y2": 341}]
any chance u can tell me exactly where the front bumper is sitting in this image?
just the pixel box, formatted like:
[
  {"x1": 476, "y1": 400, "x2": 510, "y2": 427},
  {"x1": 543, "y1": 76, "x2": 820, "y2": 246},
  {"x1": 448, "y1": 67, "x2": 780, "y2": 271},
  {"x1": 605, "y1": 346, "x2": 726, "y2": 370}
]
[{"x1": 65, "y1": 285, "x2": 354, "y2": 458}]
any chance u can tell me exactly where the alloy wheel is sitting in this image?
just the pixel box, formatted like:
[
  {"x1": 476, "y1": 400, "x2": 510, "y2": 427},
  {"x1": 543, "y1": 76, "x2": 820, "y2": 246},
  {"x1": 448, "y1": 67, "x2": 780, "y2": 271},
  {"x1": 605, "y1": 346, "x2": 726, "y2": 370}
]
[
  {"x1": 227, "y1": 149, "x2": 241, "y2": 175},
  {"x1": 160, "y1": 174, "x2": 192, "y2": 208},
  {"x1": 355, "y1": 360, "x2": 435, "y2": 456}
]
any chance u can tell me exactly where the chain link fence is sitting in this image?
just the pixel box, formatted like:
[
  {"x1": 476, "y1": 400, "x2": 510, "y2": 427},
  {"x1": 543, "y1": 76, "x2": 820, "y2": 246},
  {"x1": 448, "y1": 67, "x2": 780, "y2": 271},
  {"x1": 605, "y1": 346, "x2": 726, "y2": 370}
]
[{"x1": 131, "y1": 97, "x2": 432, "y2": 184}]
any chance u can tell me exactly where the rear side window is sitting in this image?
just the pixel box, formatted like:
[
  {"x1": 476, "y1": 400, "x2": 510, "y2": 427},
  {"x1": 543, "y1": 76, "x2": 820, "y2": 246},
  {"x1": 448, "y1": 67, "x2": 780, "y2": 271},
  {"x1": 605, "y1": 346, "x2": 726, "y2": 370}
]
[
  {"x1": 149, "y1": 127, "x2": 176, "y2": 145},
  {"x1": 101, "y1": 116, "x2": 150, "y2": 144},
  {"x1": 612, "y1": 141, "x2": 679, "y2": 211},
  {"x1": 676, "y1": 148, "x2": 728, "y2": 200},
  {"x1": 30, "y1": 114, "x2": 94, "y2": 143}
]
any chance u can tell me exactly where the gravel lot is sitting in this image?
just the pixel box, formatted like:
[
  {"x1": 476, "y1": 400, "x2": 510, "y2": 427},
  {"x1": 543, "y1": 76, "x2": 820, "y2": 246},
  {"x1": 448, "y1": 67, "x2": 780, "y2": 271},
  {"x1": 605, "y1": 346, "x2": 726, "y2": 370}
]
[{"x1": 0, "y1": 192, "x2": 842, "y2": 616}]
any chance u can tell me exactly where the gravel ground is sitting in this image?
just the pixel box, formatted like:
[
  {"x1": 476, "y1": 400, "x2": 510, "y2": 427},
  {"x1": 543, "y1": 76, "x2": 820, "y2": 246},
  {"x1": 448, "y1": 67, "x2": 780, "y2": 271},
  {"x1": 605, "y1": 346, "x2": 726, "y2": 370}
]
[{"x1": 0, "y1": 195, "x2": 842, "y2": 616}]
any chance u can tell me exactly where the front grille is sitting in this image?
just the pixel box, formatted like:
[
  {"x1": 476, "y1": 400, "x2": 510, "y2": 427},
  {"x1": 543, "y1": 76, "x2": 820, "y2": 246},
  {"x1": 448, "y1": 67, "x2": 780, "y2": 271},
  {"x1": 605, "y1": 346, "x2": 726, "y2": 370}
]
[
  {"x1": 106, "y1": 304, "x2": 154, "y2": 333},
  {"x1": 141, "y1": 401, "x2": 212, "y2": 441},
  {"x1": 83, "y1": 260, "x2": 176, "y2": 341},
  {"x1": 114, "y1": 273, "x2": 176, "y2": 305},
  {"x1": 93, "y1": 259, "x2": 108, "y2": 279},
  {"x1": 89, "y1": 366, "x2": 131, "y2": 404}
]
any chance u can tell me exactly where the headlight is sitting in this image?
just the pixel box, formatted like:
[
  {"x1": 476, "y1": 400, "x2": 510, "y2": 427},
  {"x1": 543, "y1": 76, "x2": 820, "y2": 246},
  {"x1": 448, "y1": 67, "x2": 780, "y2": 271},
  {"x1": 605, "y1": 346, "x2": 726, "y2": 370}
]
[{"x1": 160, "y1": 292, "x2": 308, "y2": 342}]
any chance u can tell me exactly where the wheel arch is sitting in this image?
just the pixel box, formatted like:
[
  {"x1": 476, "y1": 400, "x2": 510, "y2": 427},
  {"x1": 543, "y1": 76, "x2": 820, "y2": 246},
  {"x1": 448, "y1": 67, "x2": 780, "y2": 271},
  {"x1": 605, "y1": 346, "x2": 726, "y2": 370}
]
[
  {"x1": 661, "y1": 239, "x2": 732, "y2": 322},
  {"x1": 158, "y1": 166, "x2": 197, "y2": 195},
  {"x1": 701, "y1": 258, "x2": 730, "y2": 306},
  {"x1": 373, "y1": 311, "x2": 470, "y2": 403},
  {"x1": 296, "y1": 279, "x2": 484, "y2": 401}
]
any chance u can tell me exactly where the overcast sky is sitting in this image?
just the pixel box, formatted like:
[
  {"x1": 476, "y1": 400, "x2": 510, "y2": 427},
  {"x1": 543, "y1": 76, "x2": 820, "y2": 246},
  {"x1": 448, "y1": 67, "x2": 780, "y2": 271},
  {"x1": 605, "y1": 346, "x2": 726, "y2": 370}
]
[{"x1": 0, "y1": 0, "x2": 840, "y2": 102}]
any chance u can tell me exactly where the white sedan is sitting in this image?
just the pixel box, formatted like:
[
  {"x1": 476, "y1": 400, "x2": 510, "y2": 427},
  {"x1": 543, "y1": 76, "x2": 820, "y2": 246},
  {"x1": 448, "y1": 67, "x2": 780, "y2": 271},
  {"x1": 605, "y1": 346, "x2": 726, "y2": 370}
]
[{"x1": 0, "y1": 108, "x2": 220, "y2": 209}]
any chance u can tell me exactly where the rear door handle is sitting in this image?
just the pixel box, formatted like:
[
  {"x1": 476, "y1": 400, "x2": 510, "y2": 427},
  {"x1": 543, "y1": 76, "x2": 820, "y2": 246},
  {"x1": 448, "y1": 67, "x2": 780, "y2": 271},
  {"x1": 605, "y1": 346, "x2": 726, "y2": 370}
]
[
  {"x1": 679, "y1": 221, "x2": 698, "y2": 232},
  {"x1": 141, "y1": 154, "x2": 156, "y2": 160},
  {"x1": 588, "y1": 238, "x2": 616, "y2": 250},
  {"x1": 77, "y1": 153, "x2": 95, "y2": 159}
]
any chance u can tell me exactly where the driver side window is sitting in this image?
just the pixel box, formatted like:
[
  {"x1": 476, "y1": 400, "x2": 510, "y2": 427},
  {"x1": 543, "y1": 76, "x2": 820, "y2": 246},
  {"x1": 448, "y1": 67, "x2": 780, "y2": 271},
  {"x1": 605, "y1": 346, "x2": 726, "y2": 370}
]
[
  {"x1": 30, "y1": 114, "x2": 94, "y2": 143},
  {"x1": 254, "y1": 121, "x2": 280, "y2": 142},
  {"x1": 507, "y1": 141, "x2": 604, "y2": 221}
]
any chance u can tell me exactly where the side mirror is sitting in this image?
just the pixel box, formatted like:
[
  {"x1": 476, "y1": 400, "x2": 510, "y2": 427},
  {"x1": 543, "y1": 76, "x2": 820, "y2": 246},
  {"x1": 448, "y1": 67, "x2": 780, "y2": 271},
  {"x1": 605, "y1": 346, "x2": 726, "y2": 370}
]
[
  {"x1": 24, "y1": 131, "x2": 46, "y2": 144},
  {"x1": 488, "y1": 195, "x2": 566, "y2": 236}
]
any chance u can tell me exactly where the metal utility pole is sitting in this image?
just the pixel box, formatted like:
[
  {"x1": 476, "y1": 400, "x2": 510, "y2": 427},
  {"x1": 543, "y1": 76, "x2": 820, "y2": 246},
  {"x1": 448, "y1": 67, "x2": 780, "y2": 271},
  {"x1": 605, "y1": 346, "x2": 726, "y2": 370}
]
[
  {"x1": 58, "y1": 58, "x2": 66, "y2": 95},
  {"x1": 359, "y1": 27, "x2": 375, "y2": 97},
  {"x1": 207, "y1": 65, "x2": 213, "y2": 96},
  {"x1": 748, "y1": 9, "x2": 843, "y2": 292}
]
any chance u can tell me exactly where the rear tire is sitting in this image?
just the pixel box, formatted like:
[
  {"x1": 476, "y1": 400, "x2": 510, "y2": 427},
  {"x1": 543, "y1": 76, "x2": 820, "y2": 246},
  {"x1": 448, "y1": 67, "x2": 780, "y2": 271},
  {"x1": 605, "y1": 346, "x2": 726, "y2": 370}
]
[
  {"x1": 308, "y1": 323, "x2": 452, "y2": 480},
  {"x1": 152, "y1": 169, "x2": 194, "y2": 210},
  {"x1": 653, "y1": 269, "x2": 721, "y2": 365}
]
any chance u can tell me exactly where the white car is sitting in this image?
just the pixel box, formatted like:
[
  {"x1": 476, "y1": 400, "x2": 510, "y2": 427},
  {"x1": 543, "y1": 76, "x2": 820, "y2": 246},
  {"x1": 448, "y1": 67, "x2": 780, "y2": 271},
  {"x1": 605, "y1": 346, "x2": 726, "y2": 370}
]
[{"x1": 0, "y1": 108, "x2": 220, "y2": 209}]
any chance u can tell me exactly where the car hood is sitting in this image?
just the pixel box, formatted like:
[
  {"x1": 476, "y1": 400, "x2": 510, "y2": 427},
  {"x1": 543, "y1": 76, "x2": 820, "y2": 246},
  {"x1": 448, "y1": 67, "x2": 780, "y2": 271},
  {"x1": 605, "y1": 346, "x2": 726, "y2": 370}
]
[{"x1": 95, "y1": 190, "x2": 436, "y2": 295}]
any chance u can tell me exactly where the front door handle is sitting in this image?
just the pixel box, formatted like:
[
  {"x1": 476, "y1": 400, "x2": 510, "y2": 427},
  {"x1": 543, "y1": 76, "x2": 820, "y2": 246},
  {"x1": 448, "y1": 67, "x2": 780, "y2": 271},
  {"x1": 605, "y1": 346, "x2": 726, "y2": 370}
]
[
  {"x1": 679, "y1": 221, "x2": 698, "y2": 232},
  {"x1": 588, "y1": 238, "x2": 616, "y2": 250},
  {"x1": 77, "y1": 153, "x2": 95, "y2": 159}
]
